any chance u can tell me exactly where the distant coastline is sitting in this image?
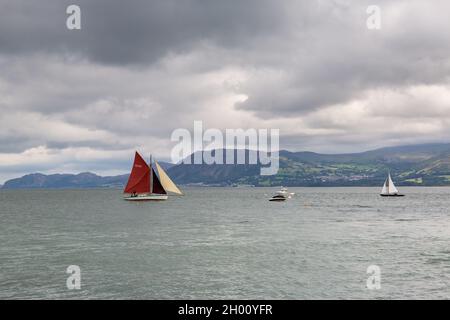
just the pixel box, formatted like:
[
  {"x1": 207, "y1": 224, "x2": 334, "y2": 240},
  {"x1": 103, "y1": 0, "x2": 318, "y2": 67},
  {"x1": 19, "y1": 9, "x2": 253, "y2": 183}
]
[{"x1": 3, "y1": 142, "x2": 450, "y2": 189}]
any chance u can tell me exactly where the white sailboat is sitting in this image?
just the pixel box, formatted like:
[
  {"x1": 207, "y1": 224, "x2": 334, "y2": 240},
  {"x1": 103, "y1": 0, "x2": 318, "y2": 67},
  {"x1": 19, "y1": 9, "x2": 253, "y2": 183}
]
[
  {"x1": 380, "y1": 173, "x2": 404, "y2": 197},
  {"x1": 123, "y1": 152, "x2": 183, "y2": 201}
]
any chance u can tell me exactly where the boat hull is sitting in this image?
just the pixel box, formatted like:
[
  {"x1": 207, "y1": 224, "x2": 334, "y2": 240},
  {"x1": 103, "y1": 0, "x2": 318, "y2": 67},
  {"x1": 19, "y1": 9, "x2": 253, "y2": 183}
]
[
  {"x1": 124, "y1": 194, "x2": 168, "y2": 201},
  {"x1": 269, "y1": 197, "x2": 287, "y2": 202},
  {"x1": 380, "y1": 194, "x2": 405, "y2": 197}
]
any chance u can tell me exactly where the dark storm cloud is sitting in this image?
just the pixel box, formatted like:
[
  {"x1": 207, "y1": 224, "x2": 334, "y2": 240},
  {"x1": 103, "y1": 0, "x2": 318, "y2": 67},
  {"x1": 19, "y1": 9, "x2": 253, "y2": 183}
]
[
  {"x1": 234, "y1": 0, "x2": 450, "y2": 116},
  {"x1": 2, "y1": 0, "x2": 449, "y2": 117},
  {"x1": 0, "y1": 0, "x2": 288, "y2": 65}
]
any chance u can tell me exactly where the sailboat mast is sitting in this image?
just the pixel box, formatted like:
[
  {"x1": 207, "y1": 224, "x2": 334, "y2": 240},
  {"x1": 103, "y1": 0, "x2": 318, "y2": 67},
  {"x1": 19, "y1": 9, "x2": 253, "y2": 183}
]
[{"x1": 149, "y1": 154, "x2": 153, "y2": 194}]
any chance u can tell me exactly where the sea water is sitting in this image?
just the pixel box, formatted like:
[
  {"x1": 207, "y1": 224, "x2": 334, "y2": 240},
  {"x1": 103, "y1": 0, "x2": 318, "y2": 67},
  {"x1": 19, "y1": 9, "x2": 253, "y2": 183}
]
[{"x1": 0, "y1": 187, "x2": 449, "y2": 299}]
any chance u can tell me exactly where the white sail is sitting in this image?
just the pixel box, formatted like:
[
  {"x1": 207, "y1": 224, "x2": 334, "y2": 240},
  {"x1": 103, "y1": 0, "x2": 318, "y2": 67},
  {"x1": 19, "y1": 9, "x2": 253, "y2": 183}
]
[
  {"x1": 387, "y1": 174, "x2": 399, "y2": 194},
  {"x1": 381, "y1": 173, "x2": 399, "y2": 195},
  {"x1": 381, "y1": 179, "x2": 388, "y2": 195},
  {"x1": 154, "y1": 161, "x2": 183, "y2": 195}
]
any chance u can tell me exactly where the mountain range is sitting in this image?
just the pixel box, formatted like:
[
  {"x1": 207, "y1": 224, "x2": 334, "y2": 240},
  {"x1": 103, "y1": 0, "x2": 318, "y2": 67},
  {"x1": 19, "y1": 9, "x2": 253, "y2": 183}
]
[{"x1": 2, "y1": 143, "x2": 450, "y2": 189}]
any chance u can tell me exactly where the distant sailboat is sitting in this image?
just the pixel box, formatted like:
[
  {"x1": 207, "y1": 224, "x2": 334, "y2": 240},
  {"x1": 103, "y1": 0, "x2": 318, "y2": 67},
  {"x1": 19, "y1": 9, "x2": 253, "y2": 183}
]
[
  {"x1": 123, "y1": 152, "x2": 183, "y2": 201},
  {"x1": 380, "y1": 173, "x2": 404, "y2": 197}
]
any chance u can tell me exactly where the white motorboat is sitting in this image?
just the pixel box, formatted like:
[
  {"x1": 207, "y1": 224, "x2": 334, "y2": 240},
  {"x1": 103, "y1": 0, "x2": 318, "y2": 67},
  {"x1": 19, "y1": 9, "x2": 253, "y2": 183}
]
[{"x1": 269, "y1": 187, "x2": 294, "y2": 202}]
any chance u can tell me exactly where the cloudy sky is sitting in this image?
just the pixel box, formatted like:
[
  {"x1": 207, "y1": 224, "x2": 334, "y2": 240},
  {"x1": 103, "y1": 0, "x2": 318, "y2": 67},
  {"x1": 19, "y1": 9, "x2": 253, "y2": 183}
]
[{"x1": 0, "y1": 0, "x2": 450, "y2": 182}]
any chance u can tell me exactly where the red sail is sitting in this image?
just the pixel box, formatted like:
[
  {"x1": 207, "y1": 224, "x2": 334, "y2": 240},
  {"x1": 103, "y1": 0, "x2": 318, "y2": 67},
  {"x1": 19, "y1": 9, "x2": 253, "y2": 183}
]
[
  {"x1": 151, "y1": 168, "x2": 167, "y2": 194},
  {"x1": 124, "y1": 152, "x2": 151, "y2": 194}
]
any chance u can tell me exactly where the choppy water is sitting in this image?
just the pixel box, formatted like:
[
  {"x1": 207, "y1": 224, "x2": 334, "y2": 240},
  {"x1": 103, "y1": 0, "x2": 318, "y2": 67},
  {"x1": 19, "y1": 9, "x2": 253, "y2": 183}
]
[{"x1": 1, "y1": 187, "x2": 450, "y2": 299}]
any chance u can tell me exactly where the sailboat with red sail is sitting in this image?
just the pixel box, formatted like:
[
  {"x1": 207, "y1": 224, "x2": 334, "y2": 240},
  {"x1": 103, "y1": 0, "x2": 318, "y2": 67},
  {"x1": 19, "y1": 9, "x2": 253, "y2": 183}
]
[{"x1": 123, "y1": 151, "x2": 183, "y2": 201}]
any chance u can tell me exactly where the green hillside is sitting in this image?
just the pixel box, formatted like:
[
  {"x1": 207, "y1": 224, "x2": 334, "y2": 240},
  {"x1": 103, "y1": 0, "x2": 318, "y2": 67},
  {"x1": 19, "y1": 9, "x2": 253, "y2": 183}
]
[
  {"x1": 167, "y1": 143, "x2": 450, "y2": 186},
  {"x1": 4, "y1": 143, "x2": 450, "y2": 188}
]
